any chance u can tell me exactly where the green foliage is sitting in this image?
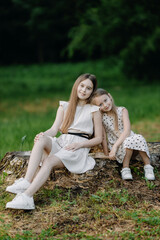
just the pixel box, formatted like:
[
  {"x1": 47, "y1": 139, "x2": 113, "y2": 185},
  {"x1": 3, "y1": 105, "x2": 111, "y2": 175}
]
[
  {"x1": 0, "y1": 172, "x2": 8, "y2": 185},
  {"x1": 90, "y1": 188, "x2": 132, "y2": 206},
  {"x1": 41, "y1": 187, "x2": 65, "y2": 201},
  {"x1": 0, "y1": 0, "x2": 160, "y2": 81},
  {"x1": 1, "y1": 0, "x2": 77, "y2": 63},
  {"x1": 121, "y1": 27, "x2": 160, "y2": 80},
  {"x1": 68, "y1": 0, "x2": 126, "y2": 58},
  {"x1": 0, "y1": 230, "x2": 103, "y2": 240},
  {"x1": 68, "y1": 0, "x2": 160, "y2": 81},
  {"x1": 145, "y1": 179, "x2": 156, "y2": 190}
]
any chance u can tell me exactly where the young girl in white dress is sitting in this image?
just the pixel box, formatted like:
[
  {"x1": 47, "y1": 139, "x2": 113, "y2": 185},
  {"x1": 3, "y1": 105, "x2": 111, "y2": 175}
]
[
  {"x1": 6, "y1": 73, "x2": 102, "y2": 210},
  {"x1": 92, "y1": 88, "x2": 155, "y2": 181}
]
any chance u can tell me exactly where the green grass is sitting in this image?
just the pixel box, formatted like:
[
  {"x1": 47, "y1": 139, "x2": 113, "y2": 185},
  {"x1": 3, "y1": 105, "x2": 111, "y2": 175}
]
[
  {"x1": 0, "y1": 59, "x2": 160, "y2": 159},
  {"x1": 1, "y1": 58, "x2": 158, "y2": 100},
  {"x1": 0, "y1": 181, "x2": 160, "y2": 239},
  {"x1": 0, "y1": 59, "x2": 126, "y2": 99}
]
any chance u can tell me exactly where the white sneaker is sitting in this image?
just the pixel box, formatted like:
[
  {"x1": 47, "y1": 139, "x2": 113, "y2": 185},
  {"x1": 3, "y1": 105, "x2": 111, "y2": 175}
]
[
  {"x1": 6, "y1": 178, "x2": 30, "y2": 194},
  {"x1": 6, "y1": 193, "x2": 35, "y2": 210},
  {"x1": 121, "y1": 168, "x2": 133, "y2": 180},
  {"x1": 144, "y1": 165, "x2": 155, "y2": 180}
]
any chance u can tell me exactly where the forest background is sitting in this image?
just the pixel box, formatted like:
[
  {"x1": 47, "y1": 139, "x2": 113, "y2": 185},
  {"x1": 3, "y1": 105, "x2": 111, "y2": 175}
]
[{"x1": 1, "y1": 0, "x2": 160, "y2": 79}]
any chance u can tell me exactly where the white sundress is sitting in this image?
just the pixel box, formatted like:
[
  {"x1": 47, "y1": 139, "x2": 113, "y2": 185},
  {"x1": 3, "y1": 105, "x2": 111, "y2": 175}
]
[
  {"x1": 49, "y1": 101, "x2": 100, "y2": 174},
  {"x1": 102, "y1": 107, "x2": 150, "y2": 163}
]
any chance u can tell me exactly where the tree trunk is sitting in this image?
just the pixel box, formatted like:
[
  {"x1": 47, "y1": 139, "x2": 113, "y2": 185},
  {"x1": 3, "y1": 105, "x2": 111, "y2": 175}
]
[{"x1": 0, "y1": 142, "x2": 159, "y2": 190}]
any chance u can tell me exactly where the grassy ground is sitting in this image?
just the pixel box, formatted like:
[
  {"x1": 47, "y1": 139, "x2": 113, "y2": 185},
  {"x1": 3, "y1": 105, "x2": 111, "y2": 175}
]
[
  {"x1": 0, "y1": 60, "x2": 160, "y2": 239},
  {"x1": 0, "y1": 162, "x2": 160, "y2": 239}
]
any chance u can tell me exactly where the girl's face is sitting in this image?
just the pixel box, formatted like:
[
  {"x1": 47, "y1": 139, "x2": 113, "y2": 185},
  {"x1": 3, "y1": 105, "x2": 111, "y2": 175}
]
[
  {"x1": 94, "y1": 94, "x2": 112, "y2": 112},
  {"x1": 77, "y1": 79, "x2": 93, "y2": 101}
]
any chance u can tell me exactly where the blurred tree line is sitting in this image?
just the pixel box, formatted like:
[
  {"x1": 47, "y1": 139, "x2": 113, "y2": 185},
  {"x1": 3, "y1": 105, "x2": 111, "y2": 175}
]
[{"x1": 0, "y1": 0, "x2": 160, "y2": 81}]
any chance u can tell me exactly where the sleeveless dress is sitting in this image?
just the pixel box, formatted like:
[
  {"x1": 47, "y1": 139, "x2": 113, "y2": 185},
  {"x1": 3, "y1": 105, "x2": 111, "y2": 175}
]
[
  {"x1": 49, "y1": 101, "x2": 100, "y2": 174},
  {"x1": 102, "y1": 107, "x2": 150, "y2": 163}
]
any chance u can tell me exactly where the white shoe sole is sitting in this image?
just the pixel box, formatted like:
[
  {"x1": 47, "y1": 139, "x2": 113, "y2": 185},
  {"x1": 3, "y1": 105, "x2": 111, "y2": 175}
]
[
  {"x1": 6, "y1": 187, "x2": 26, "y2": 194},
  {"x1": 145, "y1": 177, "x2": 155, "y2": 181},
  {"x1": 6, "y1": 203, "x2": 35, "y2": 210},
  {"x1": 122, "y1": 177, "x2": 133, "y2": 180}
]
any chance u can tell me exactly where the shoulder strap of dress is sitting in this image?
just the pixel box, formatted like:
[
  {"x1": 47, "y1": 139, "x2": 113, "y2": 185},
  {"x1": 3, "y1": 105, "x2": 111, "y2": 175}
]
[
  {"x1": 90, "y1": 104, "x2": 100, "y2": 113},
  {"x1": 59, "y1": 101, "x2": 68, "y2": 110},
  {"x1": 117, "y1": 106, "x2": 125, "y2": 115}
]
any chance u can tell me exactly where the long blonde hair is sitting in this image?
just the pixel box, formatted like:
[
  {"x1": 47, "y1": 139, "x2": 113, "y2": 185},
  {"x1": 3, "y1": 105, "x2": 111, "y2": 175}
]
[
  {"x1": 61, "y1": 73, "x2": 97, "y2": 133},
  {"x1": 92, "y1": 88, "x2": 118, "y2": 131}
]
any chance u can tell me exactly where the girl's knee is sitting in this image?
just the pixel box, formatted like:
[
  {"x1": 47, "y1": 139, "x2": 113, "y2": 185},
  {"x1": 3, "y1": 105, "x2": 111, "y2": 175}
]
[
  {"x1": 35, "y1": 135, "x2": 50, "y2": 148},
  {"x1": 43, "y1": 155, "x2": 63, "y2": 169},
  {"x1": 43, "y1": 155, "x2": 55, "y2": 166}
]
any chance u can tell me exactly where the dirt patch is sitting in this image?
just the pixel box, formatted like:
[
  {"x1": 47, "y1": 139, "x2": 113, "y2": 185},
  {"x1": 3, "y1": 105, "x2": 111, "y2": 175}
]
[
  {"x1": 132, "y1": 116, "x2": 160, "y2": 141},
  {"x1": 0, "y1": 98, "x2": 59, "y2": 114}
]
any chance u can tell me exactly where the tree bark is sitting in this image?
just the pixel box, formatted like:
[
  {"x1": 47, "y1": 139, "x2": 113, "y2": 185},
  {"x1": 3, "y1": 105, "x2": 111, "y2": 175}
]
[{"x1": 0, "y1": 142, "x2": 159, "y2": 190}]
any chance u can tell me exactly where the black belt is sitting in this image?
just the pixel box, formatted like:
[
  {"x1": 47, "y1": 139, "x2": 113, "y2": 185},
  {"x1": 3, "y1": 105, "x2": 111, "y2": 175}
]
[{"x1": 67, "y1": 132, "x2": 90, "y2": 139}]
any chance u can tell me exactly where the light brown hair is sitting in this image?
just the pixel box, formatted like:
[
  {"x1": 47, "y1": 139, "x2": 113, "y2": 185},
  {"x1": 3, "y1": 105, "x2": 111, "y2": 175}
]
[
  {"x1": 61, "y1": 73, "x2": 97, "y2": 133},
  {"x1": 92, "y1": 88, "x2": 118, "y2": 131}
]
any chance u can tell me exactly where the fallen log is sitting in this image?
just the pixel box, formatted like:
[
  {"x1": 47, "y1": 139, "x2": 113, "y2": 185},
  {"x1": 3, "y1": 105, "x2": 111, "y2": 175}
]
[{"x1": 0, "y1": 142, "x2": 159, "y2": 190}]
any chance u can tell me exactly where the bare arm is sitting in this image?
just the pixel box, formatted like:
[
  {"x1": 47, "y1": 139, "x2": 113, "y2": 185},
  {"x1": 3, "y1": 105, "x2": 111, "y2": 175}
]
[
  {"x1": 44, "y1": 106, "x2": 64, "y2": 136},
  {"x1": 102, "y1": 125, "x2": 109, "y2": 155},
  {"x1": 109, "y1": 108, "x2": 131, "y2": 159},
  {"x1": 65, "y1": 111, "x2": 102, "y2": 151},
  {"x1": 34, "y1": 106, "x2": 64, "y2": 142},
  {"x1": 82, "y1": 110, "x2": 103, "y2": 148},
  {"x1": 113, "y1": 108, "x2": 131, "y2": 147}
]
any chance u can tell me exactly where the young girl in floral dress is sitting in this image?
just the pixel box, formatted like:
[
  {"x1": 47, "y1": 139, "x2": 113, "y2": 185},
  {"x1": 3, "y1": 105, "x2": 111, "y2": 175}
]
[
  {"x1": 6, "y1": 73, "x2": 102, "y2": 210},
  {"x1": 92, "y1": 88, "x2": 155, "y2": 181}
]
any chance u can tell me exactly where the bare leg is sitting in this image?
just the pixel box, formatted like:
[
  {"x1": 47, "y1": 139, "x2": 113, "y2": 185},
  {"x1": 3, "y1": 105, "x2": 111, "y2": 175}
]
[
  {"x1": 25, "y1": 136, "x2": 52, "y2": 183},
  {"x1": 123, "y1": 148, "x2": 133, "y2": 168},
  {"x1": 25, "y1": 154, "x2": 64, "y2": 197},
  {"x1": 139, "y1": 151, "x2": 150, "y2": 165}
]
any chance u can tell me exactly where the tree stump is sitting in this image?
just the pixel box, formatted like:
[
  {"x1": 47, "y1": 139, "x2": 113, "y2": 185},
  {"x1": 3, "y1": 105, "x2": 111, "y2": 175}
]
[{"x1": 0, "y1": 142, "x2": 160, "y2": 190}]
